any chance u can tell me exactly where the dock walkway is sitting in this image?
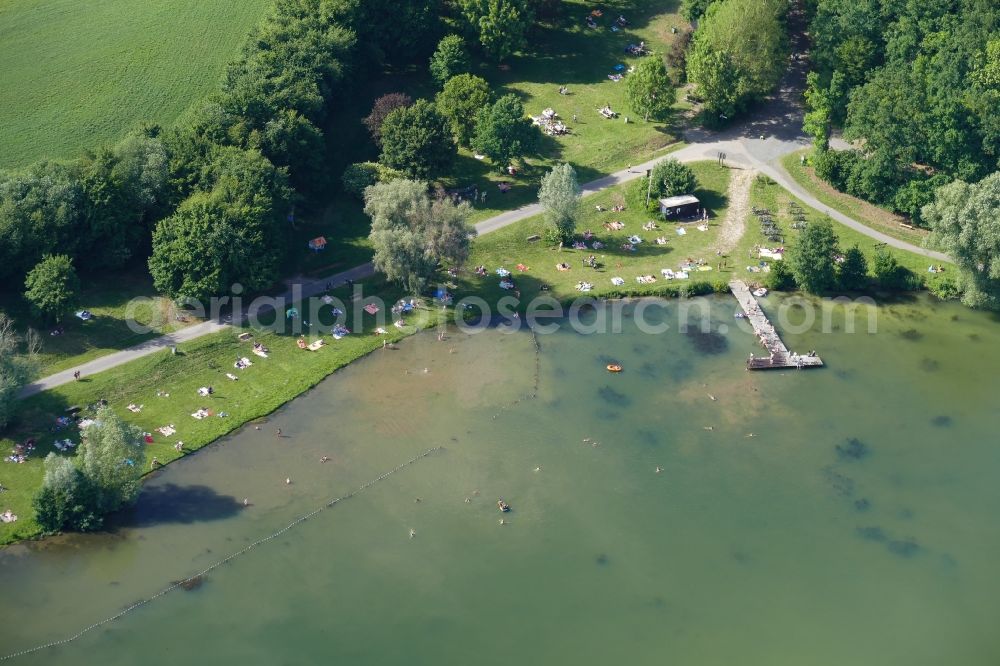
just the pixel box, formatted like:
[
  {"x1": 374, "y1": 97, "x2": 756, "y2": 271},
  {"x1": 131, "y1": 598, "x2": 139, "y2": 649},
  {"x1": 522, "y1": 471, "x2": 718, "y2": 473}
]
[{"x1": 729, "y1": 280, "x2": 823, "y2": 370}]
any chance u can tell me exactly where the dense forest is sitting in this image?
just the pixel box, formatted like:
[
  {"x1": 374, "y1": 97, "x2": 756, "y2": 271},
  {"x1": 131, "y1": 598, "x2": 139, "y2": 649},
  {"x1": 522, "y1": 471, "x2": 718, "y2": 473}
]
[{"x1": 802, "y1": 0, "x2": 999, "y2": 223}]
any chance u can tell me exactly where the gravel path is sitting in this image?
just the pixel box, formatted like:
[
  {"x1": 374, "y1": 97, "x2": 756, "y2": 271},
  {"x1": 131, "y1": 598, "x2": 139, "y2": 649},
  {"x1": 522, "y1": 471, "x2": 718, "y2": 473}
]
[{"x1": 712, "y1": 168, "x2": 755, "y2": 254}]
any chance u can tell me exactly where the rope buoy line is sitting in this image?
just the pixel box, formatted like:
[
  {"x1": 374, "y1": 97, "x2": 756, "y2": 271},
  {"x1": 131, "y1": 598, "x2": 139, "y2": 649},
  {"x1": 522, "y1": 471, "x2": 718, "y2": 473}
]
[
  {"x1": 490, "y1": 328, "x2": 542, "y2": 420},
  {"x1": 0, "y1": 446, "x2": 444, "y2": 663}
]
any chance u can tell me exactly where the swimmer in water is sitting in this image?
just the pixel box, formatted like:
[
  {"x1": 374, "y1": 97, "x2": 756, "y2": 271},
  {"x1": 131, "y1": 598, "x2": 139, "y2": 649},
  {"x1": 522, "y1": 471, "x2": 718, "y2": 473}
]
[
  {"x1": 409, "y1": 529, "x2": 416, "y2": 538},
  {"x1": 464, "y1": 497, "x2": 471, "y2": 503},
  {"x1": 655, "y1": 466, "x2": 663, "y2": 473},
  {"x1": 533, "y1": 466, "x2": 541, "y2": 472},
  {"x1": 243, "y1": 498, "x2": 250, "y2": 506},
  {"x1": 285, "y1": 477, "x2": 291, "y2": 485},
  {"x1": 499, "y1": 519, "x2": 507, "y2": 525},
  {"x1": 320, "y1": 456, "x2": 330, "y2": 463},
  {"x1": 745, "y1": 433, "x2": 756, "y2": 438}
]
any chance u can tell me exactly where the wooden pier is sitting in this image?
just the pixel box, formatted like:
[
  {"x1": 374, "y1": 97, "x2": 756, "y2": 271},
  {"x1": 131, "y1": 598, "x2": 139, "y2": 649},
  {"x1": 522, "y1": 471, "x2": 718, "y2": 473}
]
[{"x1": 730, "y1": 279, "x2": 823, "y2": 370}]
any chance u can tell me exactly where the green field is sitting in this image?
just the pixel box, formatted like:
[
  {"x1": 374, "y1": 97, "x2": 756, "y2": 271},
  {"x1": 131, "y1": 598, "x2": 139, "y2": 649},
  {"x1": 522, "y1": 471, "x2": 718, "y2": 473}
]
[{"x1": 0, "y1": 0, "x2": 271, "y2": 168}]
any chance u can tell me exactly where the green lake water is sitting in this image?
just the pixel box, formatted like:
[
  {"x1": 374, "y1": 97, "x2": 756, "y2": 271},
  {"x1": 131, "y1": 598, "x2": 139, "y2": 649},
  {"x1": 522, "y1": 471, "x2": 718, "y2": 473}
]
[{"x1": 1, "y1": 294, "x2": 999, "y2": 665}]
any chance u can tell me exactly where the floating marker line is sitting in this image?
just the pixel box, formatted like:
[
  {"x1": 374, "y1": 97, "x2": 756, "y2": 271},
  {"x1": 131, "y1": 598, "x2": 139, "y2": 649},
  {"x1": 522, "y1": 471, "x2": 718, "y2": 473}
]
[{"x1": 0, "y1": 446, "x2": 443, "y2": 662}]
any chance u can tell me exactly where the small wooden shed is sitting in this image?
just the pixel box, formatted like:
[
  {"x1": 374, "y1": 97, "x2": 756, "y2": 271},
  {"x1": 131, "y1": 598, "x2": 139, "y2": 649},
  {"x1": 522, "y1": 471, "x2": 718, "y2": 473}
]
[{"x1": 659, "y1": 194, "x2": 700, "y2": 219}]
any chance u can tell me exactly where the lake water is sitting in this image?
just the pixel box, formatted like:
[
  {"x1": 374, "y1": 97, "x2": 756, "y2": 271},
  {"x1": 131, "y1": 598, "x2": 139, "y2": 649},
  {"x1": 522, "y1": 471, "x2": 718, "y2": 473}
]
[{"x1": 2, "y1": 294, "x2": 999, "y2": 665}]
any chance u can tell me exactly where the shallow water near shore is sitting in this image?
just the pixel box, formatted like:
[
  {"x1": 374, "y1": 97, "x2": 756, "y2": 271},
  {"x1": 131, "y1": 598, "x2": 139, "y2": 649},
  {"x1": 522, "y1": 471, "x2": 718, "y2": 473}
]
[{"x1": 2, "y1": 294, "x2": 1000, "y2": 665}]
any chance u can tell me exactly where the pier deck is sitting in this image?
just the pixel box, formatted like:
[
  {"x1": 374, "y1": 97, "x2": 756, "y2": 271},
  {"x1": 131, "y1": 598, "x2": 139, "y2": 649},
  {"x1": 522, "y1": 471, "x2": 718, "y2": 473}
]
[{"x1": 730, "y1": 280, "x2": 823, "y2": 370}]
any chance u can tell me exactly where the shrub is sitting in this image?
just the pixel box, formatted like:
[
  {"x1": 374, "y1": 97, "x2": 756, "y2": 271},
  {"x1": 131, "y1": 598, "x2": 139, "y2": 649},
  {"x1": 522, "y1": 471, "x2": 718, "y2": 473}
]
[
  {"x1": 648, "y1": 159, "x2": 698, "y2": 199},
  {"x1": 765, "y1": 258, "x2": 796, "y2": 291},
  {"x1": 342, "y1": 162, "x2": 407, "y2": 198}
]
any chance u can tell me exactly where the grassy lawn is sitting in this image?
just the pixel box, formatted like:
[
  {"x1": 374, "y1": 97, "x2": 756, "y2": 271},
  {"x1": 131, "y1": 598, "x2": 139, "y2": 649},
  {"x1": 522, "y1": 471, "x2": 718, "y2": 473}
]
[
  {"x1": 0, "y1": 277, "x2": 444, "y2": 544},
  {"x1": 0, "y1": 0, "x2": 272, "y2": 168},
  {"x1": 455, "y1": 160, "x2": 953, "y2": 307},
  {"x1": 737, "y1": 175, "x2": 953, "y2": 292},
  {"x1": 455, "y1": 161, "x2": 733, "y2": 303},
  {"x1": 0, "y1": 271, "x2": 200, "y2": 377},
  {"x1": 780, "y1": 150, "x2": 928, "y2": 245}
]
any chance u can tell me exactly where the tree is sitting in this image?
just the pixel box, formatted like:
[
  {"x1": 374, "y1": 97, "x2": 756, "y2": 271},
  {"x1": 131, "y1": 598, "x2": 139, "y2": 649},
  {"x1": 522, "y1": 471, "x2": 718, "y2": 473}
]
[
  {"x1": 803, "y1": 72, "x2": 833, "y2": 151},
  {"x1": 461, "y1": 0, "x2": 534, "y2": 62},
  {"x1": 0, "y1": 313, "x2": 37, "y2": 431},
  {"x1": 625, "y1": 56, "x2": 673, "y2": 122},
  {"x1": 790, "y1": 218, "x2": 839, "y2": 293},
  {"x1": 765, "y1": 257, "x2": 796, "y2": 291},
  {"x1": 78, "y1": 406, "x2": 147, "y2": 515},
  {"x1": 838, "y1": 245, "x2": 869, "y2": 291},
  {"x1": 79, "y1": 131, "x2": 169, "y2": 268},
  {"x1": 472, "y1": 94, "x2": 539, "y2": 169},
  {"x1": 870, "y1": 247, "x2": 907, "y2": 290},
  {"x1": 429, "y1": 35, "x2": 472, "y2": 86},
  {"x1": 681, "y1": 0, "x2": 715, "y2": 23},
  {"x1": 687, "y1": 0, "x2": 788, "y2": 119},
  {"x1": 648, "y1": 159, "x2": 697, "y2": 199},
  {"x1": 924, "y1": 173, "x2": 1000, "y2": 309},
  {"x1": 33, "y1": 406, "x2": 146, "y2": 533},
  {"x1": 538, "y1": 163, "x2": 581, "y2": 243},
  {"x1": 379, "y1": 100, "x2": 456, "y2": 179},
  {"x1": 23, "y1": 255, "x2": 79, "y2": 324},
  {"x1": 0, "y1": 161, "x2": 84, "y2": 286},
  {"x1": 149, "y1": 148, "x2": 290, "y2": 300},
  {"x1": 33, "y1": 454, "x2": 101, "y2": 533},
  {"x1": 363, "y1": 93, "x2": 413, "y2": 145},
  {"x1": 436, "y1": 74, "x2": 492, "y2": 147},
  {"x1": 365, "y1": 180, "x2": 474, "y2": 293}
]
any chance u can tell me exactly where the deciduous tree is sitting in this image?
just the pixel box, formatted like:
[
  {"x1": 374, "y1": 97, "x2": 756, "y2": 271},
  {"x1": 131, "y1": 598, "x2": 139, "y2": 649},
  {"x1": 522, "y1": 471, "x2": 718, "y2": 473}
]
[
  {"x1": 379, "y1": 100, "x2": 455, "y2": 179},
  {"x1": 436, "y1": 74, "x2": 492, "y2": 147},
  {"x1": 23, "y1": 255, "x2": 79, "y2": 324},
  {"x1": 364, "y1": 93, "x2": 414, "y2": 145},
  {"x1": 924, "y1": 173, "x2": 1000, "y2": 309},
  {"x1": 837, "y1": 245, "x2": 869, "y2": 291},
  {"x1": 538, "y1": 163, "x2": 581, "y2": 243},
  {"x1": 365, "y1": 180, "x2": 474, "y2": 293},
  {"x1": 625, "y1": 56, "x2": 673, "y2": 122},
  {"x1": 687, "y1": 0, "x2": 788, "y2": 119},
  {"x1": 790, "y1": 218, "x2": 839, "y2": 293},
  {"x1": 648, "y1": 159, "x2": 697, "y2": 199},
  {"x1": 429, "y1": 35, "x2": 472, "y2": 86},
  {"x1": 472, "y1": 94, "x2": 538, "y2": 169}
]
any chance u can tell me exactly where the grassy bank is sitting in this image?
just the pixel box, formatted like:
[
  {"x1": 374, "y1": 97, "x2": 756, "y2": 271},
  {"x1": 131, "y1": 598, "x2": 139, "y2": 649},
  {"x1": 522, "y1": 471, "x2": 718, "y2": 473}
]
[
  {"x1": 455, "y1": 161, "x2": 732, "y2": 302},
  {"x1": 455, "y1": 161, "x2": 953, "y2": 306},
  {"x1": 0, "y1": 271, "x2": 201, "y2": 377},
  {"x1": 0, "y1": 279, "x2": 444, "y2": 544},
  {"x1": 745, "y1": 175, "x2": 952, "y2": 289},
  {"x1": 0, "y1": 0, "x2": 272, "y2": 167},
  {"x1": 780, "y1": 150, "x2": 926, "y2": 245}
]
